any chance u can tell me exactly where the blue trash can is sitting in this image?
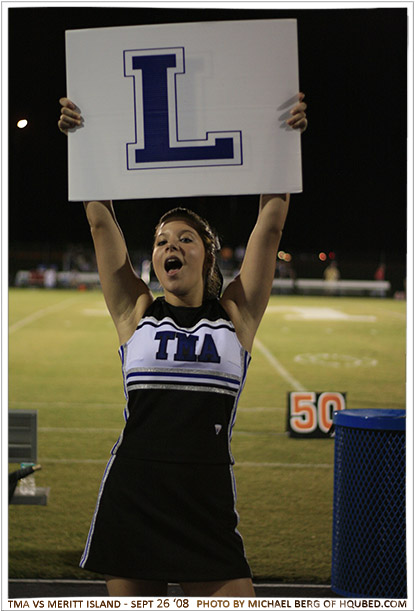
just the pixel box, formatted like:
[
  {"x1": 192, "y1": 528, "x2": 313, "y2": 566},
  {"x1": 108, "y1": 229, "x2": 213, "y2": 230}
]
[{"x1": 331, "y1": 409, "x2": 406, "y2": 598}]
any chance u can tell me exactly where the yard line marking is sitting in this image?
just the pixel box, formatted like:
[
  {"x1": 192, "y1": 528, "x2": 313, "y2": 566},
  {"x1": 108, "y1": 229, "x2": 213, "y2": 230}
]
[
  {"x1": 233, "y1": 430, "x2": 286, "y2": 436},
  {"x1": 39, "y1": 427, "x2": 121, "y2": 433},
  {"x1": 266, "y1": 305, "x2": 377, "y2": 322},
  {"x1": 83, "y1": 308, "x2": 110, "y2": 316},
  {"x1": 294, "y1": 353, "x2": 378, "y2": 368},
  {"x1": 237, "y1": 461, "x2": 332, "y2": 469},
  {"x1": 375, "y1": 308, "x2": 406, "y2": 320},
  {"x1": 9, "y1": 401, "x2": 123, "y2": 409},
  {"x1": 40, "y1": 458, "x2": 108, "y2": 464},
  {"x1": 253, "y1": 337, "x2": 306, "y2": 391},
  {"x1": 238, "y1": 406, "x2": 285, "y2": 412},
  {"x1": 9, "y1": 297, "x2": 79, "y2": 334},
  {"x1": 39, "y1": 458, "x2": 331, "y2": 469}
]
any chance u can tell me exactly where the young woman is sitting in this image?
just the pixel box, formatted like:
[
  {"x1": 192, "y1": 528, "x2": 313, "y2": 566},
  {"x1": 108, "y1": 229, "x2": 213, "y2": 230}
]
[{"x1": 58, "y1": 94, "x2": 307, "y2": 597}]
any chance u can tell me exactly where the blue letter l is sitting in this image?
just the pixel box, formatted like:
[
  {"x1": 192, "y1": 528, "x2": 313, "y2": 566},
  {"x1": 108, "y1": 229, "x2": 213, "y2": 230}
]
[{"x1": 124, "y1": 48, "x2": 242, "y2": 170}]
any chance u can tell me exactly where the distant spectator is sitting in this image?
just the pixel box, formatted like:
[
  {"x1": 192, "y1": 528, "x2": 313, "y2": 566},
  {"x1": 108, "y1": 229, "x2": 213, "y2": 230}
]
[
  {"x1": 275, "y1": 259, "x2": 295, "y2": 279},
  {"x1": 374, "y1": 263, "x2": 385, "y2": 281},
  {"x1": 373, "y1": 263, "x2": 387, "y2": 297},
  {"x1": 324, "y1": 261, "x2": 340, "y2": 282},
  {"x1": 324, "y1": 261, "x2": 340, "y2": 295},
  {"x1": 274, "y1": 259, "x2": 295, "y2": 294},
  {"x1": 44, "y1": 266, "x2": 57, "y2": 289},
  {"x1": 394, "y1": 277, "x2": 406, "y2": 301},
  {"x1": 29, "y1": 266, "x2": 45, "y2": 287}
]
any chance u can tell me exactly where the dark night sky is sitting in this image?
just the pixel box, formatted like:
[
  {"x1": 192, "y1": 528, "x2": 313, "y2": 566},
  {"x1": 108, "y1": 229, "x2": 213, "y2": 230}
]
[{"x1": 8, "y1": 4, "x2": 408, "y2": 265}]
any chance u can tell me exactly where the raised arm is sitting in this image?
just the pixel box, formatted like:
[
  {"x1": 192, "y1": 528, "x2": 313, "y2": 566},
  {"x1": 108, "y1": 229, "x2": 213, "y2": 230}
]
[
  {"x1": 58, "y1": 99, "x2": 153, "y2": 345},
  {"x1": 220, "y1": 94, "x2": 307, "y2": 352},
  {"x1": 83, "y1": 200, "x2": 153, "y2": 344},
  {"x1": 220, "y1": 194, "x2": 289, "y2": 351}
]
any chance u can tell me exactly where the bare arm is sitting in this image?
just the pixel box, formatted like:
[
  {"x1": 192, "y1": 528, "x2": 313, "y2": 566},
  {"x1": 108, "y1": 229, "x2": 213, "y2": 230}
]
[
  {"x1": 58, "y1": 98, "x2": 152, "y2": 344},
  {"x1": 84, "y1": 200, "x2": 153, "y2": 344},
  {"x1": 220, "y1": 93, "x2": 307, "y2": 352},
  {"x1": 220, "y1": 194, "x2": 289, "y2": 351}
]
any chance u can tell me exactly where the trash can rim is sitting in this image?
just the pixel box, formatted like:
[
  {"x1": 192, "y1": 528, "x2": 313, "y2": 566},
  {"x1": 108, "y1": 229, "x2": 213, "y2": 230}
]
[{"x1": 333, "y1": 408, "x2": 406, "y2": 430}]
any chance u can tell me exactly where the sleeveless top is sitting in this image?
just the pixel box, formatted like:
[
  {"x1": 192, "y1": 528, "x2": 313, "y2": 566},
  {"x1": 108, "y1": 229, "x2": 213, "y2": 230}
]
[{"x1": 113, "y1": 297, "x2": 251, "y2": 464}]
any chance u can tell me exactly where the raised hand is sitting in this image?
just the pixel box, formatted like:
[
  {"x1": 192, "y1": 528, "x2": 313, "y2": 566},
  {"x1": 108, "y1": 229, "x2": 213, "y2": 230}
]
[
  {"x1": 286, "y1": 92, "x2": 307, "y2": 133},
  {"x1": 58, "y1": 98, "x2": 83, "y2": 134}
]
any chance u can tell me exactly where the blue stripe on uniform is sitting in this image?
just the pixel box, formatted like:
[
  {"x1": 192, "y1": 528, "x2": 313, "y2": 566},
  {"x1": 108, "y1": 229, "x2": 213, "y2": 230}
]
[{"x1": 126, "y1": 370, "x2": 239, "y2": 386}]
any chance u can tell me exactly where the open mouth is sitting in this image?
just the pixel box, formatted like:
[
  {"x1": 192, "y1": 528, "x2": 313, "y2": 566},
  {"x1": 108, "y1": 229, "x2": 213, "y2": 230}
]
[{"x1": 164, "y1": 257, "x2": 183, "y2": 274}]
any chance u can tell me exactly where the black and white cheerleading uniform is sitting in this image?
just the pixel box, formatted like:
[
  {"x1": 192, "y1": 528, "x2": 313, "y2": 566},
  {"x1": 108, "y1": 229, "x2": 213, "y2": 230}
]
[{"x1": 80, "y1": 297, "x2": 252, "y2": 582}]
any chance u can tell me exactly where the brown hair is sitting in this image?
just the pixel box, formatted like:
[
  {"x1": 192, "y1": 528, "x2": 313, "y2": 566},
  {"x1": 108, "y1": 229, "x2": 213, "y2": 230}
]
[{"x1": 154, "y1": 207, "x2": 223, "y2": 300}]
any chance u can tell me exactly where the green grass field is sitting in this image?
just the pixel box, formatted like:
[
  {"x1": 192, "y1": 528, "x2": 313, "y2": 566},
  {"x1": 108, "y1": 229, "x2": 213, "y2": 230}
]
[{"x1": 8, "y1": 288, "x2": 406, "y2": 583}]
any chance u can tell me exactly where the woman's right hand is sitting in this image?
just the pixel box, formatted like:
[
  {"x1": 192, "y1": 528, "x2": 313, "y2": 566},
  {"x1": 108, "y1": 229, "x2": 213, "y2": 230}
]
[{"x1": 58, "y1": 98, "x2": 82, "y2": 134}]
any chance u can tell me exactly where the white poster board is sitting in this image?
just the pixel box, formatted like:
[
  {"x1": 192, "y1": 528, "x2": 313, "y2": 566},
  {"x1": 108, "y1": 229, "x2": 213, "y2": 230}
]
[{"x1": 66, "y1": 19, "x2": 302, "y2": 201}]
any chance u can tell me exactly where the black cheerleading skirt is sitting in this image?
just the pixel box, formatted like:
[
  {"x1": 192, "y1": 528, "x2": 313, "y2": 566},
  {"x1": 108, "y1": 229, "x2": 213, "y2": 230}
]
[{"x1": 79, "y1": 455, "x2": 252, "y2": 582}]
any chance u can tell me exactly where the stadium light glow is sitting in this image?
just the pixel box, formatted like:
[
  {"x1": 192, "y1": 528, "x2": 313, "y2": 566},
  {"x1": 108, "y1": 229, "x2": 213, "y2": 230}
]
[
  {"x1": 278, "y1": 251, "x2": 285, "y2": 260},
  {"x1": 17, "y1": 119, "x2": 28, "y2": 129},
  {"x1": 319, "y1": 252, "x2": 327, "y2": 262},
  {"x1": 284, "y1": 253, "x2": 292, "y2": 262}
]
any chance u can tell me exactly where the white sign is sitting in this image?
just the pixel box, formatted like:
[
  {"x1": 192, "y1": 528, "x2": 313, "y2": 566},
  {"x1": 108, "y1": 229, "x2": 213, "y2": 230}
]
[{"x1": 65, "y1": 19, "x2": 302, "y2": 201}]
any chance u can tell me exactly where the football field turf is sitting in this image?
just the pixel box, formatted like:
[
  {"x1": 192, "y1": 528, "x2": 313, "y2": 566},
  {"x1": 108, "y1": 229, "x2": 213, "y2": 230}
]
[{"x1": 8, "y1": 289, "x2": 406, "y2": 582}]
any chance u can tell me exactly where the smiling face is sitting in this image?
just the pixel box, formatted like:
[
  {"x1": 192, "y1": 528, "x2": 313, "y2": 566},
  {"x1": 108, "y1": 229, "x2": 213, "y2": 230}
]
[{"x1": 152, "y1": 219, "x2": 207, "y2": 306}]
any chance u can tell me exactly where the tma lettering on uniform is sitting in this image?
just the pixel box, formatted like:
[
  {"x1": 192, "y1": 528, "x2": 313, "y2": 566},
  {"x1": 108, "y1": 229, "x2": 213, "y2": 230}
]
[{"x1": 155, "y1": 331, "x2": 221, "y2": 363}]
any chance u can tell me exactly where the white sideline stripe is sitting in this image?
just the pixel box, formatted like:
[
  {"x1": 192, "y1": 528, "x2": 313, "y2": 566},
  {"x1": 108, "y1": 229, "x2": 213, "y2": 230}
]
[
  {"x1": 9, "y1": 297, "x2": 78, "y2": 334},
  {"x1": 40, "y1": 458, "x2": 108, "y2": 464},
  {"x1": 39, "y1": 427, "x2": 121, "y2": 433},
  {"x1": 8, "y1": 579, "x2": 331, "y2": 589},
  {"x1": 254, "y1": 583, "x2": 331, "y2": 589},
  {"x1": 39, "y1": 458, "x2": 331, "y2": 469},
  {"x1": 237, "y1": 461, "x2": 332, "y2": 469},
  {"x1": 254, "y1": 338, "x2": 305, "y2": 392},
  {"x1": 8, "y1": 579, "x2": 107, "y2": 585},
  {"x1": 9, "y1": 401, "x2": 123, "y2": 409}
]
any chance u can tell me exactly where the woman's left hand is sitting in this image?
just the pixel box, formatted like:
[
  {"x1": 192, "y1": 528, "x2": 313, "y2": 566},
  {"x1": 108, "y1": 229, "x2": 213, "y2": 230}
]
[{"x1": 287, "y1": 92, "x2": 308, "y2": 133}]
